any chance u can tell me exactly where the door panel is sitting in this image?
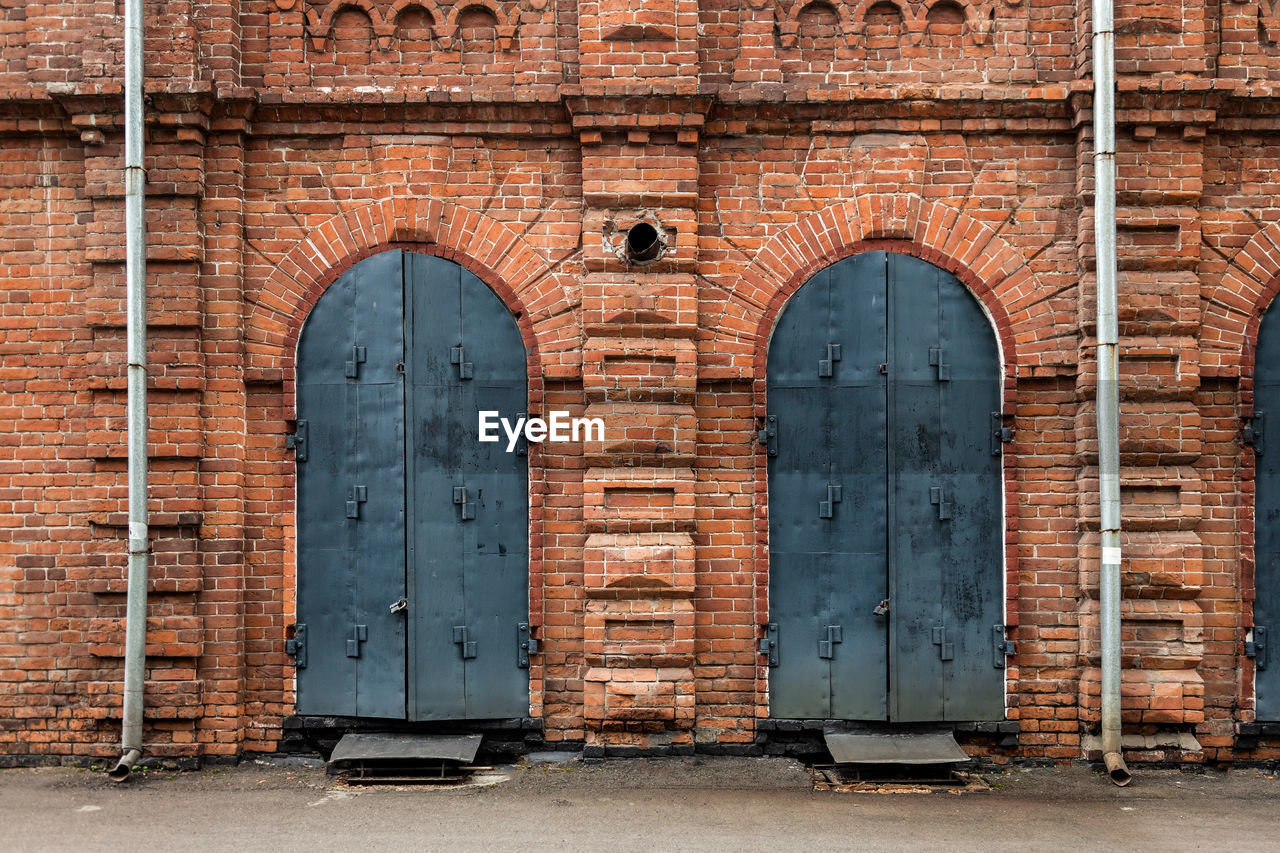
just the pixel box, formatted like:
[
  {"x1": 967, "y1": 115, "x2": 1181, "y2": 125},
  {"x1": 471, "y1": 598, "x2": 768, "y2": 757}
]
[
  {"x1": 768, "y1": 251, "x2": 1002, "y2": 722},
  {"x1": 935, "y1": 262, "x2": 1004, "y2": 721},
  {"x1": 405, "y1": 253, "x2": 467, "y2": 721},
  {"x1": 296, "y1": 276, "x2": 357, "y2": 719},
  {"x1": 1255, "y1": 304, "x2": 1280, "y2": 718},
  {"x1": 457, "y1": 268, "x2": 529, "y2": 719},
  {"x1": 768, "y1": 254, "x2": 890, "y2": 720},
  {"x1": 296, "y1": 249, "x2": 407, "y2": 719},
  {"x1": 403, "y1": 255, "x2": 529, "y2": 721},
  {"x1": 768, "y1": 267, "x2": 837, "y2": 719},
  {"x1": 888, "y1": 253, "x2": 947, "y2": 722},
  {"x1": 826, "y1": 253, "x2": 890, "y2": 721}
]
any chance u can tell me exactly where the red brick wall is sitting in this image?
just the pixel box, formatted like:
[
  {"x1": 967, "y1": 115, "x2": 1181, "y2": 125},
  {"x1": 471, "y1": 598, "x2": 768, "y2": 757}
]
[{"x1": 3, "y1": 0, "x2": 1280, "y2": 765}]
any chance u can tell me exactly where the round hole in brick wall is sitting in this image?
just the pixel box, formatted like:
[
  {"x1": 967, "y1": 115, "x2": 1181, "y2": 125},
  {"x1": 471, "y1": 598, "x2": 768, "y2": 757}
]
[{"x1": 625, "y1": 222, "x2": 664, "y2": 263}]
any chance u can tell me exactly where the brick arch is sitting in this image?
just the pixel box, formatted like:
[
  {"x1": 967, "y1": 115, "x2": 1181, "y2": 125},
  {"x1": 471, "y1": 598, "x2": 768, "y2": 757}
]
[
  {"x1": 387, "y1": 0, "x2": 446, "y2": 30},
  {"x1": 709, "y1": 193, "x2": 1038, "y2": 408},
  {"x1": 1204, "y1": 221, "x2": 1280, "y2": 393},
  {"x1": 847, "y1": 0, "x2": 925, "y2": 41},
  {"x1": 252, "y1": 199, "x2": 564, "y2": 653},
  {"x1": 305, "y1": 0, "x2": 394, "y2": 50},
  {"x1": 439, "y1": 0, "x2": 519, "y2": 49},
  {"x1": 245, "y1": 197, "x2": 567, "y2": 394},
  {"x1": 923, "y1": 0, "x2": 996, "y2": 44},
  {"x1": 785, "y1": 0, "x2": 858, "y2": 31},
  {"x1": 737, "y1": 195, "x2": 1029, "y2": 715}
]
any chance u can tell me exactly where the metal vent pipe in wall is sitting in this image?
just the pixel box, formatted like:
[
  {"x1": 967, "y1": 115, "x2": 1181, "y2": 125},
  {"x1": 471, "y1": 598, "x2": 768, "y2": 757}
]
[
  {"x1": 108, "y1": 0, "x2": 149, "y2": 783},
  {"x1": 625, "y1": 222, "x2": 663, "y2": 263},
  {"x1": 1092, "y1": 0, "x2": 1132, "y2": 787}
]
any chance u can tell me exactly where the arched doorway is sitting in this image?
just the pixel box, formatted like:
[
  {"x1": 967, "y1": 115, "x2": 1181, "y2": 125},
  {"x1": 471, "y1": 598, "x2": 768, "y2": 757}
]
[
  {"x1": 1253, "y1": 302, "x2": 1280, "y2": 717},
  {"x1": 294, "y1": 250, "x2": 529, "y2": 720},
  {"x1": 765, "y1": 251, "x2": 1006, "y2": 721}
]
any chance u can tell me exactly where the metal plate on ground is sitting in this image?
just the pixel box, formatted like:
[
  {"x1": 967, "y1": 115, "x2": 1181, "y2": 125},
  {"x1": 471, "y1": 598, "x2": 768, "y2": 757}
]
[
  {"x1": 823, "y1": 731, "x2": 967, "y2": 765},
  {"x1": 328, "y1": 733, "x2": 483, "y2": 767},
  {"x1": 812, "y1": 765, "x2": 989, "y2": 794}
]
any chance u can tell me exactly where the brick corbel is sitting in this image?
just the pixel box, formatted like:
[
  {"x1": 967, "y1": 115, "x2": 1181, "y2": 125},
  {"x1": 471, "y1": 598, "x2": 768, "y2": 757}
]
[
  {"x1": 49, "y1": 92, "x2": 121, "y2": 146},
  {"x1": 565, "y1": 94, "x2": 714, "y2": 132}
]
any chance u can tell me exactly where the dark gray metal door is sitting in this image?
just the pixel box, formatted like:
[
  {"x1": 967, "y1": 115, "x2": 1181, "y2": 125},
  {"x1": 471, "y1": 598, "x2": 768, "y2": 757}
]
[
  {"x1": 1253, "y1": 303, "x2": 1280, "y2": 718},
  {"x1": 767, "y1": 251, "x2": 1004, "y2": 721},
  {"x1": 296, "y1": 250, "x2": 408, "y2": 718},
  {"x1": 767, "y1": 254, "x2": 889, "y2": 719},
  {"x1": 296, "y1": 250, "x2": 529, "y2": 721},
  {"x1": 885, "y1": 253, "x2": 1004, "y2": 721},
  {"x1": 405, "y1": 254, "x2": 529, "y2": 721}
]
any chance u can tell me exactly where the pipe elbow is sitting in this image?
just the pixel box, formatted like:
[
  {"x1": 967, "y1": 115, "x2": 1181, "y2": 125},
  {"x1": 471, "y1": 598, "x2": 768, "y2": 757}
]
[
  {"x1": 107, "y1": 748, "x2": 142, "y2": 783},
  {"x1": 1103, "y1": 750, "x2": 1131, "y2": 787}
]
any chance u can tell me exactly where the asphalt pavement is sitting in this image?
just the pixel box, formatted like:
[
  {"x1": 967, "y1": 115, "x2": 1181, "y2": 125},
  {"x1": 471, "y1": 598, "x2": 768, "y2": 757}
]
[{"x1": 3, "y1": 756, "x2": 1279, "y2": 852}]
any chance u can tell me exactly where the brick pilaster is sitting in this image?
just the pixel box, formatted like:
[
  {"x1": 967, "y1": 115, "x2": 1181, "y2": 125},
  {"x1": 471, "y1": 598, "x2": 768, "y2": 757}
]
[
  {"x1": 568, "y1": 78, "x2": 707, "y2": 745},
  {"x1": 1073, "y1": 0, "x2": 1219, "y2": 755}
]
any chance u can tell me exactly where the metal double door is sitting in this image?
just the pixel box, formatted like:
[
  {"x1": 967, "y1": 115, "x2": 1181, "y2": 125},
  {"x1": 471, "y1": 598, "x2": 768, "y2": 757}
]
[
  {"x1": 767, "y1": 251, "x2": 1005, "y2": 721},
  {"x1": 295, "y1": 250, "x2": 529, "y2": 720}
]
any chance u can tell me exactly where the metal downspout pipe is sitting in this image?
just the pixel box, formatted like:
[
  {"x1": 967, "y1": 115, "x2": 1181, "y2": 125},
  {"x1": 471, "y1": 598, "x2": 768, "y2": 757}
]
[
  {"x1": 1092, "y1": 0, "x2": 1132, "y2": 787},
  {"x1": 108, "y1": 0, "x2": 148, "y2": 782}
]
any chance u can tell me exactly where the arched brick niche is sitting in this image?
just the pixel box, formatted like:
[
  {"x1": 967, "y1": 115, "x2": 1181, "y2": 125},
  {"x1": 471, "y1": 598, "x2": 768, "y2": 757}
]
[
  {"x1": 711, "y1": 194, "x2": 1045, "y2": 727},
  {"x1": 243, "y1": 198, "x2": 574, "y2": 729}
]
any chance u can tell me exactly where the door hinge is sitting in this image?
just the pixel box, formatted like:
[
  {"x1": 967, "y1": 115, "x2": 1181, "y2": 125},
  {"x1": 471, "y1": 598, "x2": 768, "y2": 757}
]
[
  {"x1": 344, "y1": 345, "x2": 367, "y2": 379},
  {"x1": 819, "y1": 343, "x2": 842, "y2": 378},
  {"x1": 760, "y1": 622, "x2": 779, "y2": 666},
  {"x1": 818, "y1": 624, "x2": 842, "y2": 659},
  {"x1": 450, "y1": 345, "x2": 474, "y2": 380},
  {"x1": 993, "y1": 624, "x2": 1016, "y2": 668},
  {"x1": 517, "y1": 622, "x2": 537, "y2": 668},
  {"x1": 286, "y1": 420, "x2": 308, "y2": 462},
  {"x1": 932, "y1": 625, "x2": 955, "y2": 661},
  {"x1": 346, "y1": 624, "x2": 367, "y2": 658},
  {"x1": 930, "y1": 485, "x2": 952, "y2": 521},
  {"x1": 928, "y1": 346, "x2": 950, "y2": 381},
  {"x1": 453, "y1": 485, "x2": 477, "y2": 521},
  {"x1": 286, "y1": 624, "x2": 307, "y2": 669},
  {"x1": 1247, "y1": 625, "x2": 1269, "y2": 670},
  {"x1": 454, "y1": 625, "x2": 478, "y2": 659},
  {"x1": 991, "y1": 411, "x2": 1013, "y2": 456},
  {"x1": 819, "y1": 482, "x2": 843, "y2": 519},
  {"x1": 346, "y1": 484, "x2": 368, "y2": 519},
  {"x1": 757, "y1": 415, "x2": 778, "y2": 457},
  {"x1": 515, "y1": 412, "x2": 528, "y2": 457},
  {"x1": 1245, "y1": 411, "x2": 1265, "y2": 456}
]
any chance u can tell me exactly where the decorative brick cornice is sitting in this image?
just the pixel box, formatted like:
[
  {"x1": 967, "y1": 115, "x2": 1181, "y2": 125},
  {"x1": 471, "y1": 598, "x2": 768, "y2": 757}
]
[
  {"x1": 299, "y1": 0, "x2": 536, "y2": 51},
  {"x1": 772, "y1": 0, "x2": 1011, "y2": 48}
]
